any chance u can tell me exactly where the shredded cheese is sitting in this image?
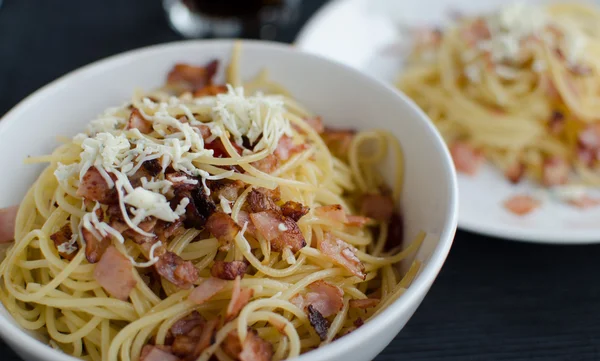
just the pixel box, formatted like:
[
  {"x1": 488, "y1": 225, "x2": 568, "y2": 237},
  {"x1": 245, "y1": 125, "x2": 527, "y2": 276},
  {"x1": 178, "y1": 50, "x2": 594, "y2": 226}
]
[{"x1": 128, "y1": 241, "x2": 163, "y2": 268}]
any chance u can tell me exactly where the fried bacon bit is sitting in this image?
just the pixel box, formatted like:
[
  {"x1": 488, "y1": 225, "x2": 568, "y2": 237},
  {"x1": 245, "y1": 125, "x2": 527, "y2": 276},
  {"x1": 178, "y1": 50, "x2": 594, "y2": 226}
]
[
  {"x1": 251, "y1": 154, "x2": 279, "y2": 173},
  {"x1": 385, "y1": 212, "x2": 404, "y2": 251},
  {"x1": 345, "y1": 215, "x2": 371, "y2": 227},
  {"x1": 207, "y1": 179, "x2": 244, "y2": 202},
  {"x1": 280, "y1": 201, "x2": 309, "y2": 222},
  {"x1": 505, "y1": 162, "x2": 525, "y2": 184},
  {"x1": 249, "y1": 210, "x2": 306, "y2": 252},
  {"x1": 142, "y1": 158, "x2": 162, "y2": 177},
  {"x1": 354, "y1": 318, "x2": 364, "y2": 328},
  {"x1": 194, "y1": 318, "x2": 219, "y2": 356},
  {"x1": 176, "y1": 188, "x2": 216, "y2": 230},
  {"x1": 322, "y1": 128, "x2": 355, "y2": 159},
  {"x1": 578, "y1": 124, "x2": 600, "y2": 149},
  {"x1": 307, "y1": 305, "x2": 330, "y2": 341},
  {"x1": 236, "y1": 210, "x2": 257, "y2": 236},
  {"x1": 223, "y1": 330, "x2": 273, "y2": 361},
  {"x1": 189, "y1": 277, "x2": 227, "y2": 304},
  {"x1": 548, "y1": 111, "x2": 565, "y2": 135},
  {"x1": 205, "y1": 138, "x2": 243, "y2": 158},
  {"x1": 503, "y1": 195, "x2": 540, "y2": 216},
  {"x1": 360, "y1": 194, "x2": 395, "y2": 222},
  {"x1": 274, "y1": 136, "x2": 308, "y2": 161},
  {"x1": 169, "y1": 311, "x2": 205, "y2": 339},
  {"x1": 93, "y1": 246, "x2": 136, "y2": 301},
  {"x1": 226, "y1": 276, "x2": 254, "y2": 321},
  {"x1": 315, "y1": 204, "x2": 347, "y2": 223},
  {"x1": 167, "y1": 60, "x2": 219, "y2": 91},
  {"x1": 567, "y1": 195, "x2": 600, "y2": 209},
  {"x1": 247, "y1": 188, "x2": 280, "y2": 213},
  {"x1": 124, "y1": 217, "x2": 158, "y2": 244},
  {"x1": 304, "y1": 281, "x2": 344, "y2": 317},
  {"x1": 50, "y1": 224, "x2": 78, "y2": 260},
  {"x1": 349, "y1": 298, "x2": 380, "y2": 309},
  {"x1": 211, "y1": 260, "x2": 248, "y2": 280},
  {"x1": 449, "y1": 142, "x2": 484, "y2": 176},
  {"x1": 319, "y1": 233, "x2": 365, "y2": 279},
  {"x1": 126, "y1": 108, "x2": 153, "y2": 134},
  {"x1": 542, "y1": 156, "x2": 569, "y2": 186},
  {"x1": 206, "y1": 212, "x2": 240, "y2": 251},
  {"x1": 462, "y1": 18, "x2": 490, "y2": 46},
  {"x1": 304, "y1": 116, "x2": 324, "y2": 134},
  {"x1": 155, "y1": 251, "x2": 199, "y2": 289},
  {"x1": 76, "y1": 167, "x2": 118, "y2": 204},
  {"x1": 193, "y1": 84, "x2": 228, "y2": 97},
  {"x1": 166, "y1": 172, "x2": 198, "y2": 192},
  {"x1": 140, "y1": 345, "x2": 180, "y2": 361},
  {"x1": 0, "y1": 205, "x2": 18, "y2": 244},
  {"x1": 154, "y1": 219, "x2": 185, "y2": 243},
  {"x1": 82, "y1": 225, "x2": 111, "y2": 264}
]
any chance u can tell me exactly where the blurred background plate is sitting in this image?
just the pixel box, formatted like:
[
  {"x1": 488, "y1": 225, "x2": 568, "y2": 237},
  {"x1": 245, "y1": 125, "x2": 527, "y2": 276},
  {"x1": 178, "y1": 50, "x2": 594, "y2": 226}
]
[{"x1": 295, "y1": 0, "x2": 600, "y2": 244}]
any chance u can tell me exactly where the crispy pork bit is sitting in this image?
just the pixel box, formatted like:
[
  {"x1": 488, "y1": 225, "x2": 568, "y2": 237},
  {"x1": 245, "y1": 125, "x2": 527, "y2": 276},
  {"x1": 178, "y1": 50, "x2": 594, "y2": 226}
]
[
  {"x1": 223, "y1": 330, "x2": 274, "y2": 361},
  {"x1": 93, "y1": 246, "x2": 137, "y2": 301},
  {"x1": 154, "y1": 219, "x2": 184, "y2": 243},
  {"x1": 140, "y1": 345, "x2": 180, "y2": 361},
  {"x1": 322, "y1": 128, "x2": 354, "y2": 160},
  {"x1": 349, "y1": 298, "x2": 380, "y2": 309},
  {"x1": 360, "y1": 194, "x2": 395, "y2": 222},
  {"x1": 206, "y1": 212, "x2": 240, "y2": 251},
  {"x1": 211, "y1": 260, "x2": 248, "y2": 280},
  {"x1": 449, "y1": 142, "x2": 484, "y2": 176},
  {"x1": 50, "y1": 224, "x2": 79, "y2": 260},
  {"x1": 174, "y1": 187, "x2": 216, "y2": 230},
  {"x1": 76, "y1": 167, "x2": 118, "y2": 204},
  {"x1": 345, "y1": 215, "x2": 371, "y2": 228},
  {"x1": 226, "y1": 276, "x2": 254, "y2": 321},
  {"x1": 542, "y1": 156, "x2": 569, "y2": 186},
  {"x1": 166, "y1": 172, "x2": 198, "y2": 192},
  {"x1": 251, "y1": 154, "x2": 279, "y2": 173},
  {"x1": 167, "y1": 60, "x2": 219, "y2": 92},
  {"x1": 142, "y1": 159, "x2": 162, "y2": 177},
  {"x1": 503, "y1": 195, "x2": 540, "y2": 216},
  {"x1": 385, "y1": 212, "x2": 404, "y2": 251},
  {"x1": 155, "y1": 251, "x2": 199, "y2": 289},
  {"x1": 126, "y1": 108, "x2": 153, "y2": 134},
  {"x1": 304, "y1": 281, "x2": 344, "y2": 317},
  {"x1": 307, "y1": 305, "x2": 330, "y2": 341},
  {"x1": 274, "y1": 136, "x2": 308, "y2": 161},
  {"x1": 124, "y1": 217, "x2": 157, "y2": 244},
  {"x1": 280, "y1": 201, "x2": 309, "y2": 222},
  {"x1": 169, "y1": 311, "x2": 204, "y2": 339},
  {"x1": 505, "y1": 162, "x2": 525, "y2": 184},
  {"x1": 247, "y1": 189, "x2": 280, "y2": 213},
  {"x1": 315, "y1": 204, "x2": 347, "y2": 223},
  {"x1": 0, "y1": 205, "x2": 18, "y2": 244},
  {"x1": 249, "y1": 210, "x2": 306, "y2": 252},
  {"x1": 83, "y1": 209, "x2": 111, "y2": 265},
  {"x1": 304, "y1": 116, "x2": 324, "y2": 134},
  {"x1": 189, "y1": 277, "x2": 227, "y2": 305},
  {"x1": 193, "y1": 84, "x2": 228, "y2": 97},
  {"x1": 548, "y1": 111, "x2": 565, "y2": 134},
  {"x1": 207, "y1": 179, "x2": 244, "y2": 202},
  {"x1": 319, "y1": 233, "x2": 365, "y2": 280}
]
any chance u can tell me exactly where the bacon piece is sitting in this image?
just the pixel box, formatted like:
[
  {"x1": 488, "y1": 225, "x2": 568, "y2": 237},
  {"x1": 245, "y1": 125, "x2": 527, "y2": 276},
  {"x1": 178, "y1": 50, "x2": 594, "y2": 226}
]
[
  {"x1": 322, "y1": 128, "x2": 354, "y2": 159},
  {"x1": 50, "y1": 224, "x2": 78, "y2": 260},
  {"x1": 169, "y1": 311, "x2": 205, "y2": 338},
  {"x1": 503, "y1": 195, "x2": 540, "y2": 216},
  {"x1": 462, "y1": 18, "x2": 490, "y2": 46},
  {"x1": 126, "y1": 108, "x2": 153, "y2": 134},
  {"x1": 303, "y1": 281, "x2": 344, "y2": 317},
  {"x1": 567, "y1": 195, "x2": 600, "y2": 209},
  {"x1": 247, "y1": 188, "x2": 280, "y2": 213},
  {"x1": 140, "y1": 345, "x2": 179, "y2": 361},
  {"x1": 579, "y1": 124, "x2": 600, "y2": 149},
  {"x1": 82, "y1": 225, "x2": 111, "y2": 264},
  {"x1": 319, "y1": 233, "x2": 365, "y2": 279},
  {"x1": 360, "y1": 194, "x2": 395, "y2": 222},
  {"x1": 207, "y1": 179, "x2": 244, "y2": 202},
  {"x1": 76, "y1": 167, "x2": 118, "y2": 204},
  {"x1": 142, "y1": 159, "x2": 162, "y2": 177},
  {"x1": 304, "y1": 116, "x2": 324, "y2": 134},
  {"x1": 204, "y1": 138, "x2": 243, "y2": 159},
  {"x1": 167, "y1": 60, "x2": 219, "y2": 91},
  {"x1": 349, "y1": 298, "x2": 379, "y2": 309},
  {"x1": 236, "y1": 210, "x2": 257, "y2": 236},
  {"x1": 385, "y1": 212, "x2": 404, "y2": 251},
  {"x1": 542, "y1": 156, "x2": 569, "y2": 186},
  {"x1": 174, "y1": 188, "x2": 216, "y2": 230},
  {"x1": 345, "y1": 215, "x2": 371, "y2": 227},
  {"x1": 93, "y1": 246, "x2": 136, "y2": 301},
  {"x1": 280, "y1": 201, "x2": 309, "y2": 222},
  {"x1": 211, "y1": 260, "x2": 248, "y2": 280},
  {"x1": 315, "y1": 204, "x2": 347, "y2": 223},
  {"x1": 249, "y1": 210, "x2": 306, "y2": 252},
  {"x1": 505, "y1": 162, "x2": 525, "y2": 184},
  {"x1": 548, "y1": 111, "x2": 565, "y2": 135},
  {"x1": 124, "y1": 217, "x2": 157, "y2": 244},
  {"x1": 206, "y1": 212, "x2": 240, "y2": 251},
  {"x1": 154, "y1": 219, "x2": 184, "y2": 243},
  {"x1": 251, "y1": 154, "x2": 279, "y2": 173},
  {"x1": 274, "y1": 136, "x2": 308, "y2": 161},
  {"x1": 226, "y1": 276, "x2": 254, "y2": 321},
  {"x1": 0, "y1": 205, "x2": 18, "y2": 243},
  {"x1": 193, "y1": 318, "x2": 219, "y2": 356},
  {"x1": 449, "y1": 142, "x2": 484, "y2": 176},
  {"x1": 155, "y1": 252, "x2": 199, "y2": 289},
  {"x1": 307, "y1": 305, "x2": 329, "y2": 341},
  {"x1": 189, "y1": 277, "x2": 227, "y2": 304},
  {"x1": 166, "y1": 172, "x2": 199, "y2": 192},
  {"x1": 193, "y1": 84, "x2": 227, "y2": 97},
  {"x1": 223, "y1": 330, "x2": 273, "y2": 361}
]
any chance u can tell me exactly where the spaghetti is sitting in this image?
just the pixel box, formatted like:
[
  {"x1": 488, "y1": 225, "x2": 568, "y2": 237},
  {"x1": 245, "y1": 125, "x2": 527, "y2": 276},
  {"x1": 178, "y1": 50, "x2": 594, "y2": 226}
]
[
  {"x1": 398, "y1": 2, "x2": 600, "y2": 191},
  {"x1": 0, "y1": 43, "x2": 422, "y2": 361}
]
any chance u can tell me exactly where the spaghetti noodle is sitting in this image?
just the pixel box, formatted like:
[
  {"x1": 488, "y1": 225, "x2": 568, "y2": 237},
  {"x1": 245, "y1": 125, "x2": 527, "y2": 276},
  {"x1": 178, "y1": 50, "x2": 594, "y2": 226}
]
[{"x1": 0, "y1": 43, "x2": 422, "y2": 361}]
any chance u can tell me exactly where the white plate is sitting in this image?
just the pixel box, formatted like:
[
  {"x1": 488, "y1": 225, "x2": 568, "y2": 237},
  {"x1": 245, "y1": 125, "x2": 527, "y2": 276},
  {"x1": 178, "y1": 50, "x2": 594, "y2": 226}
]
[{"x1": 296, "y1": 0, "x2": 600, "y2": 244}]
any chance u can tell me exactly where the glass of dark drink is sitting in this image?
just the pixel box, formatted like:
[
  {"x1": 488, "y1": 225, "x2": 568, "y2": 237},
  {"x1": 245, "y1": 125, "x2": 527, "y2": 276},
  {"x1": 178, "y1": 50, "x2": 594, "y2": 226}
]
[{"x1": 163, "y1": 0, "x2": 301, "y2": 39}]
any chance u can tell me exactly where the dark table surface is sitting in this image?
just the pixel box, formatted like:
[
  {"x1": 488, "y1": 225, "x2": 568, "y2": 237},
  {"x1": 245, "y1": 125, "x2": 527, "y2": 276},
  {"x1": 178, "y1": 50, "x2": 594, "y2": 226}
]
[{"x1": 2, "y1": 1, "x2": 600, "y2": 360}]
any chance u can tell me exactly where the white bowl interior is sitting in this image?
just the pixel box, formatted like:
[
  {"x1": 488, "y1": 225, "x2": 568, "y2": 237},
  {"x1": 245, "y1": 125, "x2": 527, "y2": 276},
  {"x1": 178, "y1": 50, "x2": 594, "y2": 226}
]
[{"x1": 0, "y1": 40, "x2": 457, "y2": 361}]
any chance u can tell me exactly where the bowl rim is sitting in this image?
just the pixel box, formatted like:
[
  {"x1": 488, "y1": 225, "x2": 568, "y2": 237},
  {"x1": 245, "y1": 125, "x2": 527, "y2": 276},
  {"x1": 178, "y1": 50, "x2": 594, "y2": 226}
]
[{"x1": 0, "y1": 39, "x2": 458, "y2": 361}]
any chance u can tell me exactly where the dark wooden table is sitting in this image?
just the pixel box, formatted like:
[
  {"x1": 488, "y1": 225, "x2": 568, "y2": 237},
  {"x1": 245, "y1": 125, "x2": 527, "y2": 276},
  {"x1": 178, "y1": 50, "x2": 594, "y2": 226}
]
[{"x1": 1, "y1": 1, "x2": 600, "y2": 360}]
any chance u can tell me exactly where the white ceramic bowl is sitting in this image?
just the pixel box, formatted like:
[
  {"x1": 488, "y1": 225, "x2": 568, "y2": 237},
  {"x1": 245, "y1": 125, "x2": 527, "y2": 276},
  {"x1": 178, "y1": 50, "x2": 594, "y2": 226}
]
[{"x1": 0, "y1": 40, "x2": 458, "y2": 361}]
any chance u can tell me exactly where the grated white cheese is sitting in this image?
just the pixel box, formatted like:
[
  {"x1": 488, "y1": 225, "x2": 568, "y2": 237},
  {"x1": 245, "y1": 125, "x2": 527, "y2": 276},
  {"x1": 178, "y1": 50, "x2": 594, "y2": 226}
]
[
  {"x1": 57, "y1": 234, "x2": 78, "y2": 255},
  {"x1": 464, "y1": 64, "x2": 481, "y2": 83},
  {"x1": 128, "y1": 241, "x2": 163, "y2": 267},
  {"x1": 123, "y1": 187, "x2": 180, "y2": 222},
  {"x1": 219, "y1": 195, "x2": 232, "y2": 214}
]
